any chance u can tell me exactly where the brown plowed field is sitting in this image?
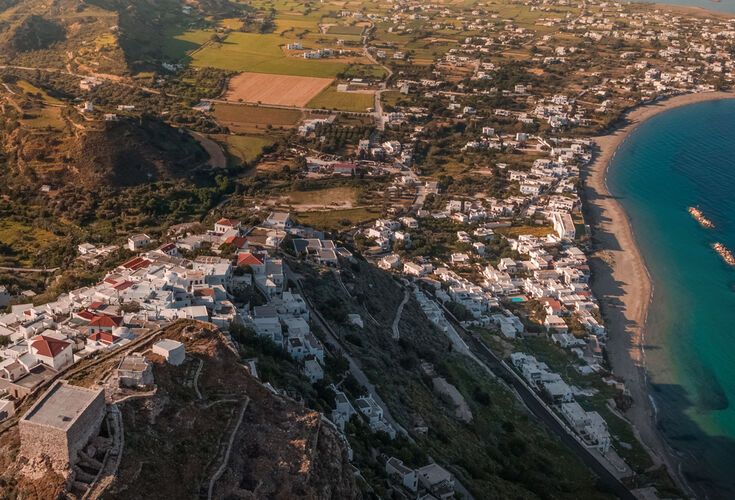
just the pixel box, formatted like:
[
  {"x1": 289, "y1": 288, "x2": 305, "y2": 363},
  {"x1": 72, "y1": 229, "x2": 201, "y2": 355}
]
[{"x1": 225, "y1": 72, "x2": 334, "y2": 107}]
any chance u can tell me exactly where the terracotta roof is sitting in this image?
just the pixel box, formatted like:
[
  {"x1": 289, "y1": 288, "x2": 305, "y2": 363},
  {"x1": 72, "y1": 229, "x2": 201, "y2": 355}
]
[
  {"x1": 224, "y1": 236, "x2": 248, "y2": 248},
  {"x1": 89, "y1": 315, "x2": 123, "y2": 328},
  {"x1": 76, "y1": 310, "x2": 96, "y2": 321},
  {"x1": 89, "y1": 331, "x2": 119, "y2": 345},
  {"x1": 216, "y1": 218, "x2": 239, "y2": 227},
  {"x1": 237, "y1": 253, "x2": 263, "y2": 267},
  {"x1": 113, "y1": 280, "x2": 134, "y2": 291},
  {"x1": 121, "y1": 257, "x2": 152, "y2": 270},
  {"x1": 31, "y1": 335, "x2": 71, "y2": 358}
]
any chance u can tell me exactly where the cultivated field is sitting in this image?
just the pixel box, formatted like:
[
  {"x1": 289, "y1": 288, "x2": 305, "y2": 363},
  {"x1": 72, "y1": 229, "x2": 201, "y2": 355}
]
[
  {"x1": 190, "y1": 32, "x2": 346, "y2": 77},
  {"x1": 213, "y1": 103, "x2": 303, "y2": 133},
  {"x1": 225, "y1": 72, "x2": 333, "y2": 107},
  {"x1": 307, "y1": 86, "x2": 375, "y2": 112}
]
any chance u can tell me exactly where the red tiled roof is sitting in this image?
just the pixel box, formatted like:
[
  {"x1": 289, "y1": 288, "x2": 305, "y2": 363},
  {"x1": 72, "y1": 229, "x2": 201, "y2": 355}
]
[
  {"x1": 113, "y1": 280, "x2": 134, "y2": 291},
  {"x1": 216, "y1": 218, "x2": 239, "y2": 227},
  {"x1": 237, "y1": 253, "x2": 263, "y2": 267},
  {"x1": 158, "y1": 242, "x2": 177, "y2": 252},
  {"x1": 89, "y1": 301, "x2": 105, "y2": 310},
  {"x1": 31, "y1": 335, "x2": 70, "y2": 358},
  {"x1": 121, "y1": 257, "x2": 152, "y2": 270},
  {"x1": 224, "y1": 236, "x2": 248, "y2": 248},
  {"x1": 89, "y1": 331, "x2": 119, "y2": 345},
  {"x1": 89, "y1": 315, "x2": 123, "y2": 328},
  {"x1": 76, "y1": 310, "x2": 96, "y2": 321}
]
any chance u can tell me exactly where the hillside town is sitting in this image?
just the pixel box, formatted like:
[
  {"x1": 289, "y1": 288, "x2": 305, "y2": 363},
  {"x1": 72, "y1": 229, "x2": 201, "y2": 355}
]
[{"x1": 4, "y1": 0, "x2": 735, "y2": 497}]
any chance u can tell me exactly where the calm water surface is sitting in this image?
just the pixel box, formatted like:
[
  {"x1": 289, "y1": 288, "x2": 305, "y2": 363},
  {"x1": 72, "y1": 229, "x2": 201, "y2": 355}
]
[{"x1": 607, "y1": 99, "x2": 735, "y2": 498}]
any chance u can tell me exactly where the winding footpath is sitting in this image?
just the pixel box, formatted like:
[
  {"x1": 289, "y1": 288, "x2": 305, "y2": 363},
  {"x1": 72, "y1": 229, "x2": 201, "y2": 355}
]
[{"x1": 391, "y1": 289, "x2": 409, "y2": 339}]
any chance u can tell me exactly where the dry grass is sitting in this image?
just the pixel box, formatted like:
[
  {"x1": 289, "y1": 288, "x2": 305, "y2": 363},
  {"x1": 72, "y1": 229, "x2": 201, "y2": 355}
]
[
  {"x1": 280, "y1": 186, "x2": 358, "y2": 209},
  {"x1": 213, "y1": 103, "x2": 303, "y2": 133}
]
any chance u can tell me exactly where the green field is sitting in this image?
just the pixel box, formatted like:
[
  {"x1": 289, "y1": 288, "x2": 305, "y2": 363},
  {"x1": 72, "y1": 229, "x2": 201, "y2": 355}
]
[
  {"x1": 190, "y1": 32, "x2": 347, "y2": 77},
  {"x1": 295, "y1": 207, "x2": 380, "y2": 231},
  {"x1": 162, "y1": 28, "x2": 213, "y2": 60},
  {"x1": 327, "y1": 25, "x2": 365, "y2": 36},
  {"x1": 222, "y1": 134, "x2": 275, "y2": 163},
  {"x1": 0, "y1": 220, "x2": 59, "y2": 267},
  {"x1": 307, "y1": 86, "x2": 374, "y2": 112}
]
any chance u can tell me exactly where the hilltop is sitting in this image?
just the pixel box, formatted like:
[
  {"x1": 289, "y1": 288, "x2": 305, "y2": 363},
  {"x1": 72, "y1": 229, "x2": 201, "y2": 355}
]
[
  {"x1": 0, "y1": 321, "x2": 358, "y2": 499},
  {"x1": 2, "y1": 114, "x2": 209, "y2": 190}
]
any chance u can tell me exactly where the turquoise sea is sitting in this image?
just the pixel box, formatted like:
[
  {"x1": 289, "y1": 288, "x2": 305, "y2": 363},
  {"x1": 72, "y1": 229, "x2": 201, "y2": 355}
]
[
  {"x1": 607, "y1": 99, "x2": 735, "y2": 498},
  {"x1": 652, "y1": 0, "x2": 735, "y2": 12}
]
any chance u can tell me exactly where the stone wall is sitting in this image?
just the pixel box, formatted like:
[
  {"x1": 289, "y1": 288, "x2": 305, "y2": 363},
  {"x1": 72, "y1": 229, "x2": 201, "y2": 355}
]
[
  {"x1": 66, "y1": 389, "x2": 106, "y2": 466},
  {"x1": 19, "y1": 420, "x2": 71, "y2": 471},
  {"x1": 19, "y1": 389, "x2": 106, "y2": 473}
]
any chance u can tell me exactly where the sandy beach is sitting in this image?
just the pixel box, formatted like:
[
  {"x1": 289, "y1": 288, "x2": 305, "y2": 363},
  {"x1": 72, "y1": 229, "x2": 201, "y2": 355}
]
[{"x1": 583, "y1": 90, "x2": 735, "y2": 496}]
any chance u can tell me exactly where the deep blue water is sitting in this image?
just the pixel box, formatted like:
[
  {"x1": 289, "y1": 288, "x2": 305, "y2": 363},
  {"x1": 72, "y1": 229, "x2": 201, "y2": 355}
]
[{"x1": 607, "y1": 99, "x2": 735, "y2": 498}]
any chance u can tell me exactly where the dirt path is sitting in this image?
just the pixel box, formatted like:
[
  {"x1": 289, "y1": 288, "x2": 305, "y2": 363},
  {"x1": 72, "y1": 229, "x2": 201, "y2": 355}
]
[
  {"x1": 191, "y1": 131, "x2": 227, "y2": 168},
  {"x1": 391, "y1": 289, "x2": 409, "y2": 339}
]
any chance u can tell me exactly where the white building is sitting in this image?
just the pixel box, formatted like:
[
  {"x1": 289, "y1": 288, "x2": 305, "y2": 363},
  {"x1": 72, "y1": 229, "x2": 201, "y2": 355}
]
[{"x1": 152, "y1": 339, "x2": 186, "y2": 366}]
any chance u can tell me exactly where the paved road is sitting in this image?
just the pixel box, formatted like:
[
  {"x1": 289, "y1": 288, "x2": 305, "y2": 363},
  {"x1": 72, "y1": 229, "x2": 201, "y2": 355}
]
[
  {"x1": 442, "y1": 311, "x2": 635, "y2": 500},
  {"x1": 285, "y1": 265, "x2": 410, "y2": 438},
  {"x1": 191, "y1": 131, "x2": 227, "y2": 168},
  {"x1": 0, "y1": 266, "x2": 60, "y2": 273}
]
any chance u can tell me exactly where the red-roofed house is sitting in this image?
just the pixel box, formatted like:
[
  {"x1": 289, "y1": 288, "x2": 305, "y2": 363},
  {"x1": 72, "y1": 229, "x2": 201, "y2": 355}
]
[
  {"x1": 237, "y1": 252, "x2": 265, "y2": 274},
  {"x1": 74, "y1": 310, "x2": 96, "y2": 322},
  {"x1": 89, "y1": 301, "x2": 106, "y2": 311},
  {"x1": 541, "y1": 298, "x2": 563, "y2": 316},
  {"x1": 224, "y1": 236, "x2": 248, "y2": 250},
  {"x1": 88, "y1": 331, "x2": 120, "y2": 346},
  {"x1": 215, "y1": 218, "x2": 241, "y2": 235},
  {"x1": 30, "y1": 335, "x2": 73, "y2": 370},
  {"x1": 157, "y1": 242, "x2": 179, "y2": 257},
  {"x1": 120, "y1": 257, "x2": 152, "y2": 271},
  {"x1": 88, "y1": 315, "x2": 123, "y2": 335}
]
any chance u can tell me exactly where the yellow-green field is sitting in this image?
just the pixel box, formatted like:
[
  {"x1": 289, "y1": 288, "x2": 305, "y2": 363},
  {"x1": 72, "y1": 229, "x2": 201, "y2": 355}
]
[
  {"x1": 221, "y1": 134, "x2": 275, "y2": 163},
  {"x1": 307, "y1": 86, "x2": 374, "y2": 112},
  {"x1": 16, "y1": 81, "x2": 64, "y2": 105},
  {"x1": 162, "y1": 28, "x2": 214, "y2": 60},
  {"x1": 190, "y1": 32, "x2": 347, "y2": 77},
  {"x1": 0, "y1": 220, "x2": 59, "y2": 266}
]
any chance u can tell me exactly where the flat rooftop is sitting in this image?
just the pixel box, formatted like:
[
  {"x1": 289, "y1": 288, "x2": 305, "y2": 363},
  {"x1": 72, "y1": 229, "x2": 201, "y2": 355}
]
[
  {"x1": 119, "y1": 355, "x2": 149, "y2": 373},
  {"x1": 22, "y1": 381, "x2": 103, "y2": 431}
]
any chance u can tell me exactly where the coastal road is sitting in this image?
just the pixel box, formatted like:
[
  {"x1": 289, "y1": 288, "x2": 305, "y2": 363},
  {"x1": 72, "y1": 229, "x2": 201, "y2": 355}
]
[{"x1": 441, "y1": 308, "x2": 635, "y2": 500}]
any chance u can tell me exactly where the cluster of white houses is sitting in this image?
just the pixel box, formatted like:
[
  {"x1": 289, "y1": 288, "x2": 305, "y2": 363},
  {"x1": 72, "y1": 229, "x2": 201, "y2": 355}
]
[
  {"x1": 0, "y1": 213, "x2": 336, "y2": 412},
  {"x1": 511, "y1": 352, "x2": 611, "y2": 453}
]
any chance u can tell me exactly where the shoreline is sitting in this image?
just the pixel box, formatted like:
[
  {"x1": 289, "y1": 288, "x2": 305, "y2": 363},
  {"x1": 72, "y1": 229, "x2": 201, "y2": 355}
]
[{"x1": 582, "y1": 90, "x2": 735, "y2": 497}]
